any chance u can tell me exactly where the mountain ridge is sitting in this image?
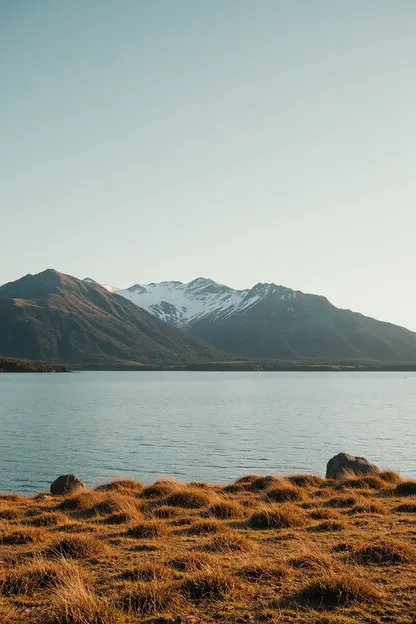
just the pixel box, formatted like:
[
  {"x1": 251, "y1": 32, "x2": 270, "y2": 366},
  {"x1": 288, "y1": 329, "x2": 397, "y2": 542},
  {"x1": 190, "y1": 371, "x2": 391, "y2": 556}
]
[
  {"x1": 85, "y1": 276, "x2": 416, "y2": 362},
  {"x1": 0, "y1": 270, "x2": 226, "y2": 365}
]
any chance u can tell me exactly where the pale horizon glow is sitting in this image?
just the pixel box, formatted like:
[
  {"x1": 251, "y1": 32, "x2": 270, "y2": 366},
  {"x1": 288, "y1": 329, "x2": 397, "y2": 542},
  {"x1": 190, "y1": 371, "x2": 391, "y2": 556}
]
[{"x1": 1, "y1": 1, "x2": 416, "y2": 330}]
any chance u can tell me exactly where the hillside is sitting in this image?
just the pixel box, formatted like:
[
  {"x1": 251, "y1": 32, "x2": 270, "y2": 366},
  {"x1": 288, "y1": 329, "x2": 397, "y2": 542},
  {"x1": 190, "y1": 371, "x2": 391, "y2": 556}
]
[
  {"x1": 0, "y1": 471, "x2": 414, "y2": 623},
  {"x1": 0, "y1": 270, "x2": 224, "y2": 366},
  {"x1": 100, "y1": 278, "x2": 416, "y2": 362}
]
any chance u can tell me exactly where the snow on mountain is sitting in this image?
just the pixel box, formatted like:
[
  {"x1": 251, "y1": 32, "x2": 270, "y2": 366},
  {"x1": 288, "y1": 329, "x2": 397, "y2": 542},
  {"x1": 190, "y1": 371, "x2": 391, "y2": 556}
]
[
  {"x1": 91, "y1": 277, "x2": 302, "y2": 329},
  {"x1": 83, "y1": 278, "x2": 120, "y2": 293}
]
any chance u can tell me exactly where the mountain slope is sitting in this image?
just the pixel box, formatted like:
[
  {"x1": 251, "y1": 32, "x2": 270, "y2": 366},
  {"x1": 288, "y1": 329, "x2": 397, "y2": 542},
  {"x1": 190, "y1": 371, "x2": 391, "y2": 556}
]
[
  {"x1": 97, "y1": 277, "x2": 416, "y2": 362},
  {"x1": 0, "y1": 270, "x2": 224, "y2": 365}
]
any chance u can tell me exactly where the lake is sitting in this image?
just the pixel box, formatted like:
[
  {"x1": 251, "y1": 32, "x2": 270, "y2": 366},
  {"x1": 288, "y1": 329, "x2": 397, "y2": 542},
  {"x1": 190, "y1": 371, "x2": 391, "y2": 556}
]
[{"x1": 0, "y1": 371, "x2": 414, "y2": 494}]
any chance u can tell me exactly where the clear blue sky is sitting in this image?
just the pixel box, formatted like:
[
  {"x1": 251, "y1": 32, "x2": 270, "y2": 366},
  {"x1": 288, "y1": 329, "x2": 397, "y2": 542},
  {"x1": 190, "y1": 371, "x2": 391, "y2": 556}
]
[{"x1": 1, "y1": 1, "x2": 416, "y2": 328}]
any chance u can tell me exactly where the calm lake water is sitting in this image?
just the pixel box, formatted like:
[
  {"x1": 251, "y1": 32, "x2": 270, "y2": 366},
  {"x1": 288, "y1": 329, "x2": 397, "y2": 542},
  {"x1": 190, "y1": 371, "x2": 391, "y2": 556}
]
[{"x1": 0, "y1": 371, "x2": 414, "y2": 494}]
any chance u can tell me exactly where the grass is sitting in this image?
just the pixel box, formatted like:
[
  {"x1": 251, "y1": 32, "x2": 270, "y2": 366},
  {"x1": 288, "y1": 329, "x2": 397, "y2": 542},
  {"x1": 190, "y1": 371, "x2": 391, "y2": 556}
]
[
  {"x1": 125, "y1": 520, "x2": 167, "y2": 539},
  {"x1": 350, "y1": 538, "x2": 416, "y2": 565},
  {"x1": 299, "y1": 571, "x2": 381, "y2": 607},
  {"x1": 0, "y1": 472, "x2": 413, "y2": 623},
  {"x1": 249, "y1": 504, "x2": 305, "y2": 529},
  {"x1": 45, "y1": 535, "x2": 107, "y2": 559},
  {"x1": 206, "y1": 501, "x2": 244, "y2": 519},
  {"x1": 265, "y1": 484, "x2": 304, "y2": 503},
  {"x1": 120, "y1": 579, "x2": 180, "y2": 614},
  {"x1": 181, "y1": 570, "x2": 234, "y2": 600},
  {"x1": 161, "y1": 487, "x2": 214, "y2": 509},
  {"x1": 394, "y1": 480, "x2": 416, "y2": 495},
  {"x1": 0, "y1": 558, "x2": 88, "y2": 596}
]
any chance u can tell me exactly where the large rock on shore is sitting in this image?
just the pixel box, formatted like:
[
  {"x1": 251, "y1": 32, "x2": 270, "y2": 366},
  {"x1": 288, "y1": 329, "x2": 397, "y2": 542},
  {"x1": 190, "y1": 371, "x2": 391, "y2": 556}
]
[
  {"x1": 326, "y1": 453, "x2": 380, "y2": 479},
  {"x1": 50, "y1": 474, "x2": 85, "y2": 495}
]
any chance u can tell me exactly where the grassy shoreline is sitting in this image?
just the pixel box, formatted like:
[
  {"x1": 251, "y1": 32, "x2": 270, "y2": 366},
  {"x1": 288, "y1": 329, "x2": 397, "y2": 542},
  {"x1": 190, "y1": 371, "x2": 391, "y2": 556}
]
[
  {"x1": 0, "y1": 357, "x2": 70, "y2": 373},
  {"x1": 0, "y1": 472, "x2": 415, "y2": 623}
]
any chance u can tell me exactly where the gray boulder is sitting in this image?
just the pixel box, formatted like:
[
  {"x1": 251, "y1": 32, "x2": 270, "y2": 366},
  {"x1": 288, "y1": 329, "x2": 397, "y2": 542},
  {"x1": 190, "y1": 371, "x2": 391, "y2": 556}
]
[
  {"x1": 50, "y1": 474, "x2": 85, "y2": 495},
  {"x1": 326, "y1": 453, "x2": 380, "y2": 479}
]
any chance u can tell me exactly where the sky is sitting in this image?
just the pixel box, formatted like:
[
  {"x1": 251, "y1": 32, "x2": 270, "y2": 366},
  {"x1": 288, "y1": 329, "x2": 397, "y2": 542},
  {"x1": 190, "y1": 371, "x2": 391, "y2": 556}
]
[{"x1": 1, "y1": 1, "x2": 416, "y2": 329}]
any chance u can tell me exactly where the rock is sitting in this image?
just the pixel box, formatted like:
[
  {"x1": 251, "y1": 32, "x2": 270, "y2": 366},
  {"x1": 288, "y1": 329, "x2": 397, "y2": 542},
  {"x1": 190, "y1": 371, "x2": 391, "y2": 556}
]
[
  {"x1": 326, "y1": 453, "x2": 380, "y2": 479},
  {"x1": 50, "y1": 474, "x2": 85, "y2": 495}
]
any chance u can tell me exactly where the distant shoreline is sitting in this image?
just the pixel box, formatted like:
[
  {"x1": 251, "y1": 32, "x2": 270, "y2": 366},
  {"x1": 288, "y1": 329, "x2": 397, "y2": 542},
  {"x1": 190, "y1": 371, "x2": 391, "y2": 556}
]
[
  {"x1": 3, "y1": 356, "x2": 416, "y2": 373},
  {"x1": 78, "y1": 361, "x2": 416, "y2": 372},
  {"x1": 0, "y1": 356, "x2": 70, "y2": 373}
]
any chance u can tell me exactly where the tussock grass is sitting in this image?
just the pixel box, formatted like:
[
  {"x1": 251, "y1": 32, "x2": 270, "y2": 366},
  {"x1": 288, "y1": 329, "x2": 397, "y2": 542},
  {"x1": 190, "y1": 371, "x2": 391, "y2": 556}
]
[
  {"x1": 186, "y1": 519, "x2": 225, "y2": 535},
  {"x1": 94, "y1": 479, "x2": 142, "y2": 492},
  {"x1": 165, "y1": 553, "x2": 212, "y2": 572},
  {"x1": 348, "y1": 500, "x2": 385, "y2": 515},
  {"x1": 26, "y1": 511, "x2": 68, "y2": 527},
  {"x1": 0, "y1": 494, "x2": 25, "y2": 502},
  {"x1": 40, "y1": 572, "x2": 126, "y2": 624},
  {"x1": 309, "y1": 508, "x2": 340, "y2": 521},
  {"x1": 0, "y1": 558, "x2": 88, "y2": 596},
  {"x1": 142, "y1": 480, "x2": 178, "y2": 499},
  {"x1": 206, "y1": 501, "x2": 244, "y2": 519},
  {"x1": 265, "y1": 484, "x2": 304, "y2": 503},
  {"x1": 325, "y1": 495, "x2": 358, "y2": 509},
  {"x1": 311, "y1": 520, "x2": 347, "y2": 532},
  {"x1": 0, "y1": 527, "x2": 46, "y2": 545},
  {"x1": 249, "y1": 504, "x2": 304, "y2": 529},
  {"x1": 248, "y1": 475, "x2": 284, "y2": 491},
  {"x1": 299, "y1": 571, "x2": 381, "y2": 607},
  {"x1": 0, "y1": 472, "x2": 413, "y2": 624},
  {"x1": 395, "y1": 480, "x2": 416, "y2": 496},
  {"x1": 286, "y1": 474, "x2": 324, "y2": 488},
  {"x1": 125, "y1": 520, "x2": 167, "y2": 539},
  {"x1": 233, "y1": 474, "x2": 259, "y2": 486},
  {"x1": 152, "y1": 505, "x2": 182, "y2": 519},
  {"x1": 336, "y1": 475, "x2": 385, "y2": 490},
  {"x1": 102, "y1": 511, "x2": 140, "y2": 525},
  {"x1": 237, "y1": 561, "x2": 289, "y2": 582},
  {"x1": 89, "y1": 494, "x2": 140, "y2": 518},
  {"x1": 162, "y1": 487, "x2": 213, "y2": 509},
  {"x1": 350, "y1": 538, "x2": 416, "y2": 565},
  {"x1": 394, "y1": 503, "x2": 416, "y2": 513},
  {"x1": 0, "y1": 508, "x2": 22, "y2": 521},
  {"x1": 181, "y1": 570, "x2": 234, "y2": 600},
  {"x1": 121, "y1": 580, "x2": 180, "y2": 615},
  {"x1": 378, "y1": 470, "x2": 401, "y2": 484},
  {"x1": 57, "y1": 491, "x2": 101, "y2": 512},
  {"x1": 45, "y1": 535, "x2": 106, "y2": 559}
]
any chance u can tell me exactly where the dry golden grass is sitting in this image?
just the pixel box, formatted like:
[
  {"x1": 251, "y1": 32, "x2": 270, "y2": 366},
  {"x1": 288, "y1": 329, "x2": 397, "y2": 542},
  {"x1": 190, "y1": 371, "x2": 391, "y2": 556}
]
[
  {"x1": 40, "y1": 571, "x2": 128, "y2": 624},
  {"x1": 298, "y1": 570, "x2": 382, "y2": 607},
  {"x1": 125, "y1": 519, "x2": 167, "y2": 539},
  {"x1": 249, "y1": 503, "x2": 305, "y2": 529},
  {"x1": 0, "y1": 473, "x2": 414, "y2": 623},
  {"x1": 0, "y1": 558, "x2": 89, "y2": 596},
  {"x1": 120, "y1": 579, "x2": 180, "y2": 615},
  {"x1": 395, "y1": 479, "x2": 416, "y2": 495},
  {"x1": 45, "y1": 535, "x2": 107, "y2": 559},
  {"x1": 94, "y1": 478, "x2": 142, "y2": 493},
  {"x1": 265, "y1": 483, "x2": 305, "y2": 503}
]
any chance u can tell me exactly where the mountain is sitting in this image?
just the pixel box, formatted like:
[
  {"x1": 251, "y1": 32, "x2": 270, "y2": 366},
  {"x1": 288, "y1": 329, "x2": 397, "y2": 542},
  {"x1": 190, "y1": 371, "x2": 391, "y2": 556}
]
[
  {"x1": 0, "y1": 270, "x2": 224, "y2": 365},
  {"x1": 94, "y1": 277, "x2": 416, "y2": 362}
]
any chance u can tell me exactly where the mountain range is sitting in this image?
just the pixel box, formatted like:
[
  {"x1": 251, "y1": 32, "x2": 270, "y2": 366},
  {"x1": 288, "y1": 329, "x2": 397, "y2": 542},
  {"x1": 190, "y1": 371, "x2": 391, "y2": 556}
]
[
  {"x1": 87, "y1": 277, "x2": 416, "y2": 362},
  {"x1": 0, "y1": 270, "x2": 223, "y2": 366},
  {"x1": 1, "y1": 269, "x2": 416, "y2": 367}
]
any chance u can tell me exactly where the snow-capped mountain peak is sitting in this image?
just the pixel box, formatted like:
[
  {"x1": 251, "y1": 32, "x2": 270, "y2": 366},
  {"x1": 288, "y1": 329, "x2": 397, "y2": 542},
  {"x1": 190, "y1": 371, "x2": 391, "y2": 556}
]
[{"x1": 85, "y1": 277, "x2": 302, "y2": 329}]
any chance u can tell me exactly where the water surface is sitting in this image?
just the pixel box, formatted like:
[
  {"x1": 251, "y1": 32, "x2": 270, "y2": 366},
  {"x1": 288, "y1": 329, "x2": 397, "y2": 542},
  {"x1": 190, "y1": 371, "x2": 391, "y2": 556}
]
[{"x1": 0, "y1": 371, "x2": 414, "y2": 493}]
